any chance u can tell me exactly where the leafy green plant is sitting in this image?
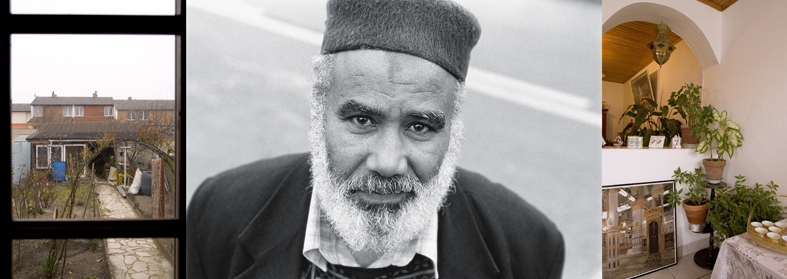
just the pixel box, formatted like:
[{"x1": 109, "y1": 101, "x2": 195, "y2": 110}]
[
  {"x1": 89, "y1": 239, "x2": 101, "y2": 252},
  {"x1": 695, "y1": 106, "x2": 743, "y2": 160},
  {"x1": 27, "y1": 205, "x2": 45, "y2": 216},
  {"x1": 667, "y1": 167, "x2": 709, "y2": 207},
  {"x1": 707, "y1": 175, "x2": 783, "y2": 242},
  {"x1": 618, "y1": 98, "x2": 681, "y2": 146},
  {"x1": 667, "y1": 83, "x2": 703, "y2": 131}
]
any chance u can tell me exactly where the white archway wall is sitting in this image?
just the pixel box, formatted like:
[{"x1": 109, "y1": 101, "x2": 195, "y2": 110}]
[
  {"x1": 604, "y1": 40, "x2": 702, "y2": 140},
  {"x1": 602, "y1": 0, "x2": 721, "y2": 69},
  {"x1": 702, "y1": 0, "x2": 787, "y2": 198},
  {"x1": 603, "y1": 0, "x2": 787, "y2": 256}
]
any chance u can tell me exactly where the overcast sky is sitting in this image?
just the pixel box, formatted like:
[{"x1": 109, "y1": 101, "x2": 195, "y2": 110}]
[
  {"x1": 10, "y1": 0, "x2": 175, "y2": 15},
  {"x1": 9, "y1": 0, "x2": 176, "y2": 104},
  {"x1": 11, "y1": 35, "x2": 175, "y2": 104}
]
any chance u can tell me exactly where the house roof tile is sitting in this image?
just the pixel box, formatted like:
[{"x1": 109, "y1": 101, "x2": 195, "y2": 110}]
[
  {"x1": 113, "y1": 99, "x2": 175, "y2": 110},
  {"x1": 31, "y1": 96, "x2": 115, "y2": 106}
]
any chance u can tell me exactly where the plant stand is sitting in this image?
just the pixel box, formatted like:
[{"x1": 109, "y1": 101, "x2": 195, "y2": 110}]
[{"x1": 693, "y1": 181, "x2": 726, "y2": 270}]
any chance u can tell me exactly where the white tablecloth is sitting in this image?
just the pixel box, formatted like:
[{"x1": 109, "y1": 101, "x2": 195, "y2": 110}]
[{"x1": 711, "y1": 233, "x2": 787, "y2": 279}]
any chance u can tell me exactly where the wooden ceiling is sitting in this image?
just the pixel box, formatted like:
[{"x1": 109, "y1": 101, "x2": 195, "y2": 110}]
[
  {"x1": 697, "y1": 0, "x2": 738, "y2": 12},
  {"x1": 602, "y1": 21, "x2": 683, "y2": 84}
]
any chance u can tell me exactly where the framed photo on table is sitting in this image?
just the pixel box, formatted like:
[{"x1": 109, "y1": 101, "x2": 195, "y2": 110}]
[{"x1": 602, "y1": 181, "x2": 677, "y2": 279}]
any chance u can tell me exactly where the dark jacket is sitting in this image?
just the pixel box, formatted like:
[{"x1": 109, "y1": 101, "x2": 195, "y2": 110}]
[{"x1": 187, "y1": 153, "x2": 564, "y2": 279}]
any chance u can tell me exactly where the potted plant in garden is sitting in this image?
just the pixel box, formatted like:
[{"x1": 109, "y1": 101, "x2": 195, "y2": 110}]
[
  {"x1": 668, "y1": 167, "x2": 710, "y2": 232},
  {"x1": 707, "y1": 175, "x2": 783, "y2": 242},
  {"x1": 667, "y1": 83, "x2": 706, "y2": 146},
  {"x1": 695, "y1": 106, "x2": 743, "y2": 183}
]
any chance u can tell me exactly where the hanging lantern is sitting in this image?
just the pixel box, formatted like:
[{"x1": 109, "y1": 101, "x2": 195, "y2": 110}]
[{"x1": 647, "y1": 22, "x2": 676, "y2": 66}]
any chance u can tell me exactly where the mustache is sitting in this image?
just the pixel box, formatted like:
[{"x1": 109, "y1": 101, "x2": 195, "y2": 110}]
[{"x1": 337, "y1": 173, "x2": 422, "y2": 195}]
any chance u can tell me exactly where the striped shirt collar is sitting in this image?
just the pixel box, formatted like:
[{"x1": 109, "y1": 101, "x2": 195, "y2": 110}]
[{"x1": 302, "y1": 190, "x2": 440, "y2": 278}]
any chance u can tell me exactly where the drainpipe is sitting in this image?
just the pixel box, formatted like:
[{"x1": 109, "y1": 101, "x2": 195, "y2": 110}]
[{"x1": 119, "y1": 146, "x2": 131, "y2": 186}]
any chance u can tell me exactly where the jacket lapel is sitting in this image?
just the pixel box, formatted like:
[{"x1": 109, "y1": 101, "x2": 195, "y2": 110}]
[
  {"x1": 438, "y1": 169, "x2": 501, "y2": 278},
  {"x1": 233, "y1": 157, "x2": 313, "y2": 279}
]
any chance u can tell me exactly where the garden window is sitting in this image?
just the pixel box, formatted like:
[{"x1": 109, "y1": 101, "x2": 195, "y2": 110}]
[{"x1": 6, "y1": 2, "x2": 184, "y2": 278}]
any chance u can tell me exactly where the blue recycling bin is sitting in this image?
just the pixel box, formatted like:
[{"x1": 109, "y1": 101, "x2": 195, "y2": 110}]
[{"x1": 52, "y1": 161, "x2": 66, "y2": 181}]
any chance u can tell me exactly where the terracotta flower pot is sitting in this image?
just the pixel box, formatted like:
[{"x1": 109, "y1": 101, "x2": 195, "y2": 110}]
[
  {"x1": 680, "y1": 127, "x2": 699, "y2": 144},
  {"x1": 703, "y1": 159, "x2": 726, "y2": 184},
  {"x1": 683, "y1": 198, "x2": 709, "y2": 232}
]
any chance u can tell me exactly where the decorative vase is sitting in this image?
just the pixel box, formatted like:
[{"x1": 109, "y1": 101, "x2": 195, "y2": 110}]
[
  {"x1": 703, "y1": 159, "x2": 726, "y2": 184},
  {"x1": 683, "y1": 199, "x2": 709, "y2": 232}
]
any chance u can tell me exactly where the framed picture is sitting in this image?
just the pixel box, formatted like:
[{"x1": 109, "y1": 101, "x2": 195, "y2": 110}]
[
  {"x1": 627, "y1": 136, "x2": 643, "y2": 148},
  {"x1": 602, "y1": 181, "x2": 677, "y2": 279},
  {"x1": 649, "y1": 135, "x2": 666, "y2": 148},
  {"x1": 630, "y1": 70, "x2": 655, "y2": 106}
]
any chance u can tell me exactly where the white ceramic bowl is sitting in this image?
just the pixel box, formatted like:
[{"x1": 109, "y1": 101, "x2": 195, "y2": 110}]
[
  {"x1": 770, "y1": 227, "x2": 783, "y2": 233},
  {"x1": 752, "y1": 222, "x2": 764, "y2": 228},
  {"x1": 776, "y1": 222, "x2": 787, "y2": 229},
  {"x1": 768, "y1": 232, "x2": 781, "y2": 243},
  {"x1": 763, "y1": 221, "x2": 775, "y2": 227},
  {"x1": 756, "y1": 227, "x2": 769, "y2": 235}
]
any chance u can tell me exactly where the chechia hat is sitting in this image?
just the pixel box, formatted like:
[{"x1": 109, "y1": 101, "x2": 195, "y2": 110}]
[{"x1": 321, "y1": 0, "x2": 481, "y2": 82}]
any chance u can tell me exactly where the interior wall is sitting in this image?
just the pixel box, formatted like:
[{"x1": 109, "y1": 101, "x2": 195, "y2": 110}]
[
  {"x1": 602, "y1": 81, "x2": 624, "y2": 140},
  {"x1": 606, "y1": 40, "x2": 702, "y2": 138},
  {"x1": 702, "y1": 0, "x2": 787, "y2": 195}
]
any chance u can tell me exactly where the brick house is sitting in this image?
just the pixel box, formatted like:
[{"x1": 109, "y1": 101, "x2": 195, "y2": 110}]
[
  {"x1": 11, "y1": 103, "x2": 34, "y2": 143},
  {"x1": 28, "y1": 91, "x2": 117, "y2": 128},
  {"x1": 113, "y1": 98, "x2": 175, "y2": 124}
]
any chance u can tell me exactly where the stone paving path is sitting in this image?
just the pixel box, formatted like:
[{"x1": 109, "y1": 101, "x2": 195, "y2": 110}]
[{"x1": 97, "y1": 181, "x2": 174, "y2": 279}]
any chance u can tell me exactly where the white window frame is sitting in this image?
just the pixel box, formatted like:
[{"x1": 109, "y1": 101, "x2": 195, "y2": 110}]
[
  {"x1": 104, "y1": 106, "x2": 113, "y2": 117},
  {"x1": 64, "y1": 144, "x2": 88, "y2": 176},
  {"x1": 140, "y1": 110, "x2": 149, "y2": 121},
  {"x1": 74, "y1": 106, "x2": 84, "y2": 116},
  {"x1": 35, "y1": 145, "x2": 49, "y2": 169},
  {"x1": 127, "y1": 110, "x2": 136, "y2": 121},
  {"x1": 63, "y1": 106, "x2": 73, "y2": 117},
  {"x1": 33, "y1": 105, "x2": 43, "y2": 117},
  {"x1": 35, "y1": 144, "x2": 66, "y2": 169}
]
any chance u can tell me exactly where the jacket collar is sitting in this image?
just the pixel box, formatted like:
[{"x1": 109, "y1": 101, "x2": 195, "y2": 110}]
[{"x1": 234, "y1": 159, "x2": 499, "y2": 278}]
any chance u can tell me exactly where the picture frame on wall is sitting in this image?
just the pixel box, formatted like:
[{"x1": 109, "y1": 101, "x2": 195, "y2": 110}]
[
  {"x1": 602, "y1": 181, "x2": 677, "y2": 279},
  {"x1": 630, "y1": 70, "x2": 655, "y2": 107}
]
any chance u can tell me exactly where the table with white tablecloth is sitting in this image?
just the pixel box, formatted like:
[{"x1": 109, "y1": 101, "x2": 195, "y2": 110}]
[{"x1": 711, "y1": 233, "x2": 787, "y2": 279}]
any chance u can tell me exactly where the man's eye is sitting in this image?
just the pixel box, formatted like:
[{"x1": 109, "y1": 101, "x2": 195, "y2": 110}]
[
  {"x1": 407, "y1": 123, "x2": 433, "y2": 133},
  {"x1": 352, "y1": 116, "x2": 373, "y2": 126}
]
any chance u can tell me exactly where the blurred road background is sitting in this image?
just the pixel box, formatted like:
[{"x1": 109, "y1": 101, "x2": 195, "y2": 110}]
[{"x1": 187, "y1": 0, "x2": 601, "y2": 277}]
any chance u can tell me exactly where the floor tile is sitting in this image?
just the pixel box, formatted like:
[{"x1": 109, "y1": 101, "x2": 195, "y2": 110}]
[{"x1": 667, "y1": 251, "x2": 713, "y2": 279}]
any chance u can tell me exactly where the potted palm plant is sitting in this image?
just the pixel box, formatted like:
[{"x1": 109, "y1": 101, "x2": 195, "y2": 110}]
[
  {"x1": 667, "y1": 83, "x2": 705, "y2": 145},
  {"x1": 668, "y1": 167, "x2": 710, "y2": 232},
  {"x1": 695, "y1": 106, "x2": 743, "y2": 183}
]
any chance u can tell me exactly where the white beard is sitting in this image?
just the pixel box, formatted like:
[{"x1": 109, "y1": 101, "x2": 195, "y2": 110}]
[{"x1": 308, "y1": 95, "x2": 463, "y2": 254}]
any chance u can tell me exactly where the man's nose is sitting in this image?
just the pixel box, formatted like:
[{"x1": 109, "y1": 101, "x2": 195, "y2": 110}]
[{"x1": 365, "y1": 129, "x2": 408, "y2": 177}]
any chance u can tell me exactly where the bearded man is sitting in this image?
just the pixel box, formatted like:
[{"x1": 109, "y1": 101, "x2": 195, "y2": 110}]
[{"x1": 187, "y1": 0, "x2": 564, "y2": 278}]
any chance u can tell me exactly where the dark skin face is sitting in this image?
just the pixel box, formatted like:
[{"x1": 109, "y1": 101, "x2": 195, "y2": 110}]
[{"x1": 324, "y1": 50, "x2": 458, "y2": 207}]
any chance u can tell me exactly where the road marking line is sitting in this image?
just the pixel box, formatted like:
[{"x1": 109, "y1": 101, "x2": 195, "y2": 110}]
[{"x1": 190, "y1": 0, "x2": 600, "y2": 127}]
